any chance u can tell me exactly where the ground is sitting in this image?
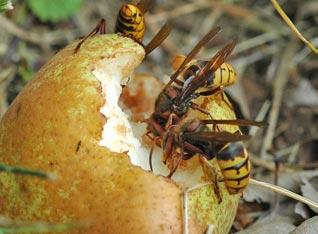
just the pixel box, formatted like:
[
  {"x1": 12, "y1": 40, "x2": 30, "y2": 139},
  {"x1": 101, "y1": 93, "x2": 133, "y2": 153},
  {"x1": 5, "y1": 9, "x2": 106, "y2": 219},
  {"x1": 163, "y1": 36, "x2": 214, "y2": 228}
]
[{"x1": 0, "y1": 0, "x2": 317, "y2": 233}]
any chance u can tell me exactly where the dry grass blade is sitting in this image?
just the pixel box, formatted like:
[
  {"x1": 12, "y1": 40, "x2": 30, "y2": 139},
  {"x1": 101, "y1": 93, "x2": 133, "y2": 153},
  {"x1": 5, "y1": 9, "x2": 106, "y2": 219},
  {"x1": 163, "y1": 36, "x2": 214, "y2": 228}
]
[
  {"x1": 271, "y1": 0, "x2": 318, "y2": 54},
  {"x1": 260, "y1": 40, "x2": 298, "y2": 159},
  {"x1": 249, "y1": 179, "x2": 318, "y2": 210}
]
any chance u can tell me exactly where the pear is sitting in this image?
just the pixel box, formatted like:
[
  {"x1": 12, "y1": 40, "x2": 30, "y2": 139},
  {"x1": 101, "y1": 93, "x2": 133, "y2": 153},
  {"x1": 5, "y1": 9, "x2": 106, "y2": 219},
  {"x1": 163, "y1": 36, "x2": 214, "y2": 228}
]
[{"x1": 0, "y1": 35, "x2": 240, "y2": 234}]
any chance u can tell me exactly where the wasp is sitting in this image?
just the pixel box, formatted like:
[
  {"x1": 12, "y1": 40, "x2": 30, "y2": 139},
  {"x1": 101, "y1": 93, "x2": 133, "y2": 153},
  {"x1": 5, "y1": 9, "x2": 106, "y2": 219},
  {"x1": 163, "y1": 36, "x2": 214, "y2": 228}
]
[
  {"x1": 146, "y1": 26, "x2": 235, "y2": 162},
  {"x1": 74, "y1": 0, "x2": 171, "y2": 54},
  {"x1": 160, "y1": 118, "x2": 263, "y2": 195},
  {"x1": 145, "y1": 26, "x2": 264, "y2": 195},
  {"x1": 115, "y1": 0, "x2": 150, "y2": 43},
  {"x1": 115, "y1": 0, "x2": 172, "y2": 54}
]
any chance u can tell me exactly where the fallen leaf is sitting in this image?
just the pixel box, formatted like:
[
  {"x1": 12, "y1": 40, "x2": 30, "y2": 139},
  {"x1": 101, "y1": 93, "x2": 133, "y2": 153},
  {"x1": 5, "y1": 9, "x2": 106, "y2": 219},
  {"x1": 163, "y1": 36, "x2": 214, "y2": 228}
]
[
  {"x1": 290, "y1": 79, "x2": 318, "y2": 107},
  {"x1": 300, "y1": 175, "x2": 318, "y2": 213},
  {"x1": 234, "y1": 215, "x2": 296, "y2": 234},
  {"x1": 294, "y1": 202, "x2": 311, "y2": 219},
  {"x1": 289, "y1": 216, "x2": 318, "y2": 234},
  {"x1": 243, "y1": 185, "x2": 272, "y2": 204}
]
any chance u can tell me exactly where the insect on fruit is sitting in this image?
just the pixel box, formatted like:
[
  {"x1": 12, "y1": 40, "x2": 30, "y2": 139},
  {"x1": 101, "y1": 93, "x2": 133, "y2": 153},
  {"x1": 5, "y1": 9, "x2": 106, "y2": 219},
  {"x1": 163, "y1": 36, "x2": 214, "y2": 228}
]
[
  {"x1": 145, "y1": 26, "x2": 264, "y2": 196},
  {"x1": 161, "y1": 118, "x2": 263, "y2": 195},
  {"x1": 115, "y1": 0, "x2": 151, "y2": 43},
  {"x1": 146, "y1": 26, "x2": 236, "y2": 166},
  {"x1": 115, "y1": 0, "x2": 172, "y2": 54},
  {"x1": 171, "y1": 55, "x2": 237, "y2": 93},
  {"x1": 146, "y1": 27, "x2": 222, "y2": 140},
  {"x1": 74, "y1": 0, "x2": 171, "y2": 55}
]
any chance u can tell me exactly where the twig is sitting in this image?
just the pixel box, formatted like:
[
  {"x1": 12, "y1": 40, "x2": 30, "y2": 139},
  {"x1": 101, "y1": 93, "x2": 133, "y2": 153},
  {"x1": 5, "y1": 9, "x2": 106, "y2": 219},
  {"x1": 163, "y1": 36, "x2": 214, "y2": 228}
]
[
  {"x1": 271, "y1": 0, "x2": 318, "y2": 54},
  {"x1": 260, "y1": 40, "x2": 298, "y2": 159}
]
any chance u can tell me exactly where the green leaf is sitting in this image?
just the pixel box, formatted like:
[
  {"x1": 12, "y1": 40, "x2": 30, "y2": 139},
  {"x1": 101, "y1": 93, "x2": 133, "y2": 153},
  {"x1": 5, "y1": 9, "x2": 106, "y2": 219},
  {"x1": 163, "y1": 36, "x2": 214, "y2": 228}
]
[
  {"x1": 18, "y1": 66, "x2": 34, "y2": 83},
  {"x1": 0, "y1": 0, "x2": 13, "y2": 12},
  {"x1": 27, "y1": 0, "x2": 83, "y2": 22}
]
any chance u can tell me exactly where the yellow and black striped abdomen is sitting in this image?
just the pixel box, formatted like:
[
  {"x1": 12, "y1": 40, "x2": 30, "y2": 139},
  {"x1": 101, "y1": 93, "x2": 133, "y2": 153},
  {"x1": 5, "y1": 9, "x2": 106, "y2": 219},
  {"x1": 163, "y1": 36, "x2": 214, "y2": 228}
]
[
  {"x1": 212, "y1": 63, "x2": 237, "y2": 88},
  {"x1": 216, "y1": 142, "x2": 250, "y2": 194},
  {"x1": 115, "y1": 4, "x2": 145, "y2": 43},
  {"x1": 173, "y1": 63, "x2": 202, "y2": 90},
  {"x1": 171, "y1": 56, "x2": 236, "y2": 90}
]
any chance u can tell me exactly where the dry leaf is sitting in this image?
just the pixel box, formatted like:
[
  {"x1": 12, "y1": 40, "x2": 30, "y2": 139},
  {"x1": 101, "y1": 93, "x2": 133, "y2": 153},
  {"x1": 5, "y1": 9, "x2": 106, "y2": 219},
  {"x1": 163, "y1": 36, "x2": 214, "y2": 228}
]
[
  {"x1": 300, "y1": 175, "x2": 318, "y2": 213},
  {"x1": 235, "y1": 215, "x2": 295, "y2": 234},
  {"x1": 289, "y1": 216, "x2": 318, "y2": 234},
  {"x1": 294, "y1": 202, "x2": 311, "y2": 219},
  {"x1": 290, "y1": 79, "x2": 318, "y2": 107},
  {"x1": 243, "y1": 185, "x2": 272, "y2": 204}
]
